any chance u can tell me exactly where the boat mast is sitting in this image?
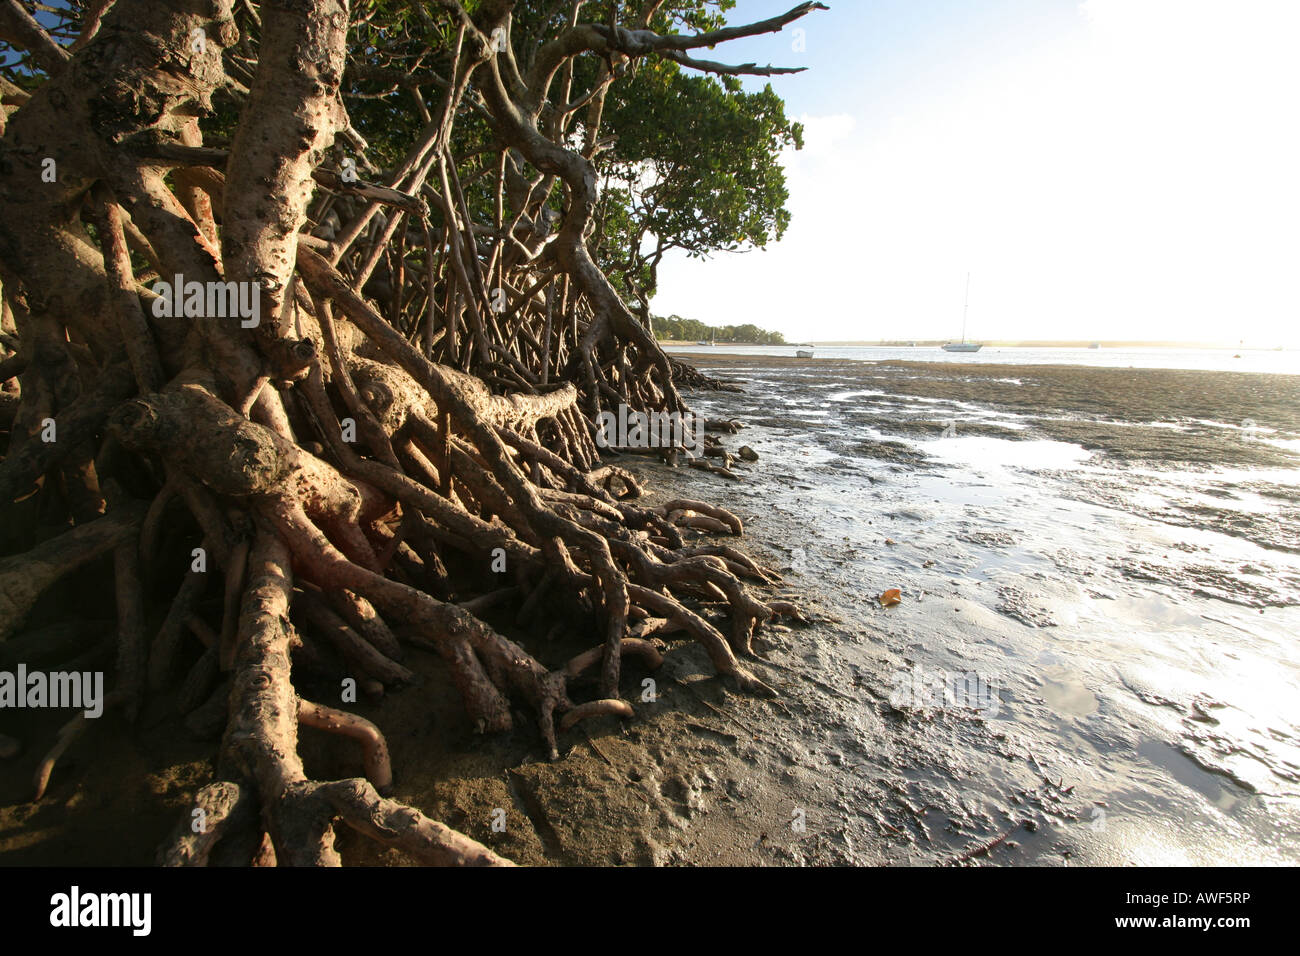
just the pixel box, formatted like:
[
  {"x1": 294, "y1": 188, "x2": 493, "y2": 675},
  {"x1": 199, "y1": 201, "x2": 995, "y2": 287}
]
[{"x1": 961, "y1": 271, "x2": 971, "y2": 344}]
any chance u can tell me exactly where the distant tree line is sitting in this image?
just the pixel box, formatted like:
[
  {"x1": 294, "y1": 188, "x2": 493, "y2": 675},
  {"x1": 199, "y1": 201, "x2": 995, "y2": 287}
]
[{"x1": 652, "y1": 314, "x2": 786, "y2": 345}]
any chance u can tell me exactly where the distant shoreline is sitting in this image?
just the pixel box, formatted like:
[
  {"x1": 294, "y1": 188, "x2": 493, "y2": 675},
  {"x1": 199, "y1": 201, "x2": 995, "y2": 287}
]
[
  {"x1": 659, "y1": 339, "x2": 1293, "y2": 350},
  {"x1": 666, "y1": 349, "x2": 1300, "y2": 377}
]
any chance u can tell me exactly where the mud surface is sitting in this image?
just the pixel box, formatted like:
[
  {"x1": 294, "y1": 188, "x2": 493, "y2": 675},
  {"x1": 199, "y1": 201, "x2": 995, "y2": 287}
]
[{"x1": 4, "y1": 358, "x2": 1299, "y2": 866}]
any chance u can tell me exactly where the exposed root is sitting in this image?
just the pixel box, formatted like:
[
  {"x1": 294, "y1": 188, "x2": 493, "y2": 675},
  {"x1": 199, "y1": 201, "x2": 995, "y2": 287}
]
[
  {"x1": 0, "y1": 0, "x2": 820, "y2": 866},
  {"x1": 33, "y1": 707, "x2": 91, "y2": 801},
  {"x1": 297, "y1": 698, "x2": 393, "y2": 793},
  {"x1": 564, "y1": 638, "x2": 664, "y2": 680},
  {"x1": 316, "y1": 779, "x2": 513, "y2": 867},
  {"x1": 0, "y1": 502, "x2": 146, "y2": 641},
  {"x1": 559, "y1": 698, "x2": 635, "y2": 731},
  {"x1": 157, "y1": 781, "x2": 255, "y2": 866}
]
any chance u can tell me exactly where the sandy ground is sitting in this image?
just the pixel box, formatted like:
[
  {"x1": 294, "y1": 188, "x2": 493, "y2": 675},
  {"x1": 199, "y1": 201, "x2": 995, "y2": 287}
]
[{"x1": 3, "y1": 356, "x2": 1299, "y2": 866}]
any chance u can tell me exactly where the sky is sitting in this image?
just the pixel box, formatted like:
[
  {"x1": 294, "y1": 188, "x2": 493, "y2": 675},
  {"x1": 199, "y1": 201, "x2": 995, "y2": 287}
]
[{"x1": 648, "y1": 0, "x2": 1300, "y2": 346}]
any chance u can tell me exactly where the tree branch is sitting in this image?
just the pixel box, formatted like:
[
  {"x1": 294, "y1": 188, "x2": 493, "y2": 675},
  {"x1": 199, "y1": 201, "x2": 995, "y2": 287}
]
[{"x1": 0, "y1": 0, "x2": 70, "y2": 75}]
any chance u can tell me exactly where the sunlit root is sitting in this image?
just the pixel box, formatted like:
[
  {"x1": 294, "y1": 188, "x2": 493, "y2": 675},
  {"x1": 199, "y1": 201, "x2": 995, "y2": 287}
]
[
  {"x1": 559, "y1": 698, "x2": 635, "y2": 731},
  {"x1": 33, "y1": 709, "x2": 90, "y2": 801},
  {"x1": 564, "y1": 638, "x2": 664, "y2": 680},
  {"x1": 157, "y1": 781, "x2": 255, "y2": 866},
  {"x1": 660, "y1": 499, "x2": 743, "y2": 534},
  {"x1": 316, "y1": 778, "x2": 514, "y2": 866},
  {"x1": 298, "y1": 698, "x2": 393, "y2": 793}
]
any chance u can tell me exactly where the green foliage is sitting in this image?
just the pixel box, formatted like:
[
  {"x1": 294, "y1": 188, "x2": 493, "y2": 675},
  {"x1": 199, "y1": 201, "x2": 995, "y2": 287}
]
[
  {"x1": 509, "y1": 1, "x2": 737, "y2": 42},
  {"x1": 193, "y1": 0, "x2": 801, "y2": 314},
  {"x1": 651, "y1": 314, "x2": 786, "y2": 345},
  {"x1": 604, "y1": 61, "x2": 801, "y2": 254},
  {"x1": 591, "y1": 56, "x2": 802, "y2": 304}
]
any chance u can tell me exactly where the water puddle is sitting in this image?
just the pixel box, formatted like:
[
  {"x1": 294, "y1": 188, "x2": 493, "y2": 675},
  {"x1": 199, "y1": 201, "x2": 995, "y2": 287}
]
[{"x1": 920, "y1": 435, "x2": 1092, "y2": 470}]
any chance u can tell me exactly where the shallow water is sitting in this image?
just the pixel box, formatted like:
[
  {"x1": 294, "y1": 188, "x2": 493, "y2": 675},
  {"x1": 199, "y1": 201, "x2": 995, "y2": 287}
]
[
  {"x1": 675, "y1": 359, "x2": 1300, "y2": 864},
  {"x1": 666, "y1": 344, "x2": 1300, "y2": 375}
]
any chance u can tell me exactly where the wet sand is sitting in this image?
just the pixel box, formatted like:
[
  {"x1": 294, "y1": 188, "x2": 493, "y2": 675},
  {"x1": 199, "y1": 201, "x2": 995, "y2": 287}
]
[{"x1": 4, "y1": 357, "x2": 1299, "y2": 865}]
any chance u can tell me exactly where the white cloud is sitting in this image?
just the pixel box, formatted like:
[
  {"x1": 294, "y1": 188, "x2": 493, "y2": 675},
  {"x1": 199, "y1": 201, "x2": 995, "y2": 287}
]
[{"x1": 792, "y1": 112, "x2": 856, "y2": 158}]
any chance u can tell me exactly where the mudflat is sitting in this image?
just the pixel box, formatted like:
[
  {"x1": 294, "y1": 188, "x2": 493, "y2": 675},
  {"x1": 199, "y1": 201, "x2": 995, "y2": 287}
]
[{"x1": 4, "y1": 357, "x2": 1298, "y2": 865}]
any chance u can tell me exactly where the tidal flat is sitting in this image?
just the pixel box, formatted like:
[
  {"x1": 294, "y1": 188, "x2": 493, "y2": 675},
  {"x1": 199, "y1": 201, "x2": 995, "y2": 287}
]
[{"x1": 3, "y1": 357, "x2": 1297, "y2": 866}]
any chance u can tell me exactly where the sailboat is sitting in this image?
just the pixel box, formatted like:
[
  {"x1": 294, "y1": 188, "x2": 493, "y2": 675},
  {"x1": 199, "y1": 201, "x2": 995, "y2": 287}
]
[{"x1": 942, "y1": 273, "x2": 982, "y2": 352}]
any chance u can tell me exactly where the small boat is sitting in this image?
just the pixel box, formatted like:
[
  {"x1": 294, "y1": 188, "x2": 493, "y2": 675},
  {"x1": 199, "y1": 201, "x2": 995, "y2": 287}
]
[
  {"x1": 796, "y1": 348, "x2": 814, "y2": 358},
  {"x1": 1088, "y1": 342, "x2": 1100, "y2": 349},
  {"x1": 941, "y1": 272, "x2": 981, "y2": 352}
]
